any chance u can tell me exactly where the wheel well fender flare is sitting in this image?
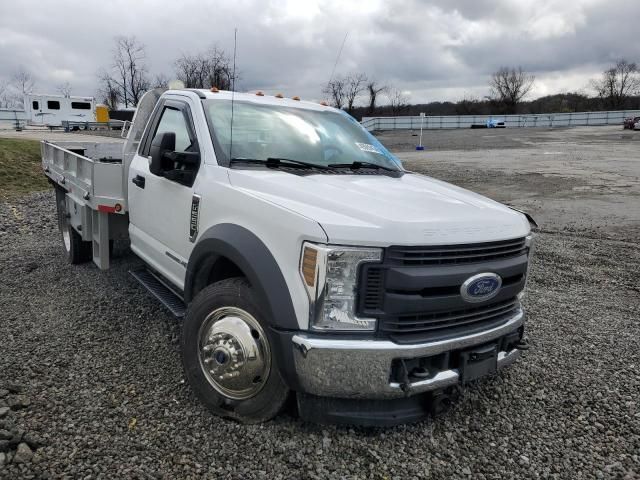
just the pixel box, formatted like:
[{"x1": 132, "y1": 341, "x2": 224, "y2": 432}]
[{"x1": 184, "y1": 223, "x2": 299, "y2": 330}]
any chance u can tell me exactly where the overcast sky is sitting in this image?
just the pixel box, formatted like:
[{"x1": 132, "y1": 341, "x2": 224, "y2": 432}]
[{"x1": 1, "y1": 0, "x2": 639, "y2": 104}]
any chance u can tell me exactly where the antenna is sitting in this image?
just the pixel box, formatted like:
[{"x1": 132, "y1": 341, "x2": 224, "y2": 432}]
[
  {"x1": 229, "y1": 27, "x2": 238, "y2": 160},
  {"x1": 326, "y1": 31, "x2": 348, "y2": 96}
]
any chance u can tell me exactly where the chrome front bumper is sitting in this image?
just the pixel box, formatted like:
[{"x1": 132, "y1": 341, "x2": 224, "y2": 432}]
[{"x1": 291, "y1": 309, "x2": 525, "y2": 399}]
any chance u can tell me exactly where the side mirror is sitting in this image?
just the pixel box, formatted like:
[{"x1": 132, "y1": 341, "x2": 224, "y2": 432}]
[{"x1": 149, "y1": 131, "x2": 175, "y2": 176}]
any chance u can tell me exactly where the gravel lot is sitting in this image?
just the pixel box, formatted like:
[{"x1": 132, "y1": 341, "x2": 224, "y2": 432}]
[{"x1": 1, "y1": 127, "x2": 639, "y2": 478}]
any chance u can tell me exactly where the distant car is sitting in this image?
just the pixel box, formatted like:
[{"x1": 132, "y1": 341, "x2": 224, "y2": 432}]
[
  {"x1": 623, "y1": 116, "x2": 640, "y2": 129},
  {"x1": 486, "y1": 119, "x2": 506, "y2": 128},
  {"x1": 634, "y1": 120, "x2": 640, "y2": 131}
]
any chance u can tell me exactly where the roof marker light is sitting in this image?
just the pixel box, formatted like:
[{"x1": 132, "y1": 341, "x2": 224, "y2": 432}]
[
  {"x1": 275, "y1": 93, "x2": 284, "y2": 98},
  {"x1": 210, "y1": 86, "x2": 219, "y2": 93},
  {"x1": 292, "y1": 96, "x2": 300, "y2": 101},
  {"x1": 256, "y1": 91, "x2": 264, "y2": 96},
  {"x1": 320, "y1": 101, "x2": 328, "y2": 106}
]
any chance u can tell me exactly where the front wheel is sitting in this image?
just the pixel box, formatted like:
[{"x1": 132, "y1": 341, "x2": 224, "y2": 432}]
[{"x1": 181, "y1": 278, "x2": 289, "y2": 423}]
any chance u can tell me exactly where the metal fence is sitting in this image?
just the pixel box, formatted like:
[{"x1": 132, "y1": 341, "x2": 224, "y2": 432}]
[
  {"x1": 0, "y1": 108, "x2": 27, "y2": 130},
  {"x1": 361, "y1": 110, "x2": 640, "y2": 131}
]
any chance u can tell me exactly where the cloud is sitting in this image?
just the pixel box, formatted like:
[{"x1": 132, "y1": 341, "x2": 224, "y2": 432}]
[{"x1": 0, "y1": 0, "x2": 636, "y2": 104}]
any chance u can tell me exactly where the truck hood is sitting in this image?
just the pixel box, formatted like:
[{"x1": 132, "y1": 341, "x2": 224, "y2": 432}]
[{"x1": 228, "y1": 170, "x2": 530, "y2": 245}]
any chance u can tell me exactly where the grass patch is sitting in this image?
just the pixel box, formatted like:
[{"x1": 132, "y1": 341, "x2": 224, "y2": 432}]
[{"x1": 0, "y1": 138, "x2": 50, "y2": 198}]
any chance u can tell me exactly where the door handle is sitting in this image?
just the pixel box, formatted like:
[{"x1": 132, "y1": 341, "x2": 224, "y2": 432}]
[{"x1": 132, "y1": 175, "x2": 145, "y2": 189}]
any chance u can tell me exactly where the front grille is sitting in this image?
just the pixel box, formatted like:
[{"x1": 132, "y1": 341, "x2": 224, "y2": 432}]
[
  {"x1": 386, "y1": 237, "x2": 527, "y2": 266},
  {"x1": 358, "y1": 239, "x2": 529, "y2": 343},
  {"x1": 379, "y1": 297, "x2": 519, "y2": 336}
]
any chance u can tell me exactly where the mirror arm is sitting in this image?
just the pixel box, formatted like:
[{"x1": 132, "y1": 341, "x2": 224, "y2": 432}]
[
  {"x1": 174, "y1": 151, "x2": 200, "y2": 165},
  {"x1": 162, "y1": 151, "x2": 178, "y2": 162}
]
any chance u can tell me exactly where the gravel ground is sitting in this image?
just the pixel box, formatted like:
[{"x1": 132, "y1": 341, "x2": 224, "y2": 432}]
[{"x1": 1, "y1": 134, "x2": 639, "y2": 478}]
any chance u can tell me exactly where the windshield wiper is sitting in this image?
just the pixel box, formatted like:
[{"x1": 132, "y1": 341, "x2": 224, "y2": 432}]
[
  {"x1": 230, "y1": 157, "x2": 327, "y2": 169},
  {"x1": 328, "y1": 161, "x2": 398, "y2": 172}
]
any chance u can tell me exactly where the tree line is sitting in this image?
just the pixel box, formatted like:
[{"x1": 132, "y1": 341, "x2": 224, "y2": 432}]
[
  {"x1": 350, "y1": 61, "x2": 640, "y2": 119},
  {"x1": 97, "y1": 36, "x2": 237, "y2": 109},
  {"x1": 0, "y1": 36, "x2": 237, "y2": 111},
  {"x1": 1, "y1": 34, "x2": 639, "y2": 119}
]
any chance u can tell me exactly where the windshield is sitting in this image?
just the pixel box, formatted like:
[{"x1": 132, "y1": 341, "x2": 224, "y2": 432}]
[{"x1": 203, "y1": 100, "x2": 403, "y2": 170}]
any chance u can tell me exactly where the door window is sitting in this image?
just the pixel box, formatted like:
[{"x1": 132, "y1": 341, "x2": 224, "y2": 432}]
[
  {"x1": 155, "y1": 107, "x2": 194, "y2": 153},
  {"x1": 145, "y1": 103, "x2": 200, "y2": 186}
]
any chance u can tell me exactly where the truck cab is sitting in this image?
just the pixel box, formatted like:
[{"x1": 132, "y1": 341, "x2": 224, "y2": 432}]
[{"x1": 44, "y1": 88, "x2": 534, "y2": 426}]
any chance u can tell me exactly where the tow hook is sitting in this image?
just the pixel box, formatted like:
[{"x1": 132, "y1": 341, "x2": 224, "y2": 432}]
[
  {"x1": 514, "y1": 338, "x2": 530, "y2": 350},
  {"x1": 398, "y1": 359, "x2": 412, "y2": 396}
]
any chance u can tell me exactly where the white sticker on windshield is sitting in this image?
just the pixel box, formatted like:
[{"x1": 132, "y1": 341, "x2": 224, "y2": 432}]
[{"x1": 356, "y1": 142, "x2": 383, "y2": 155}]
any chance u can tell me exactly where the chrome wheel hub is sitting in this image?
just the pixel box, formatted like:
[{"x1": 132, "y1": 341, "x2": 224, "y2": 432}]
[{"x1": 197, "y1": 307, "x2": 271, "y2": 400}]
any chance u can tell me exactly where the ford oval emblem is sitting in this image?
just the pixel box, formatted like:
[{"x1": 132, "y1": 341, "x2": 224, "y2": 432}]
[{"x1": 460, "y1": 273, "x2": 502, "y2": 303}]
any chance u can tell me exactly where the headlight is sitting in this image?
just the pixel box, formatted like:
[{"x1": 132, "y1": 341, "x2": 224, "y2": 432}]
[
  {"x1": 299, "y1": 242, "x2": 382, "y2": 331},
  {"x1": 525, "y1": 232, "x2": 535, "y2": 253}
]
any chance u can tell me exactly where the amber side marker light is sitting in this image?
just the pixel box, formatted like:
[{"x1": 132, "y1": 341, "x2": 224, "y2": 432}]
[{"x1": 301, "y1": 246, "x2": 318, "y2": 287}]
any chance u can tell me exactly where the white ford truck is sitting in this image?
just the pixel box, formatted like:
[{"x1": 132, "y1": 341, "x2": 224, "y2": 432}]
[{"x1": 42, "y1": 88, "x2": 535, "y2": 426}]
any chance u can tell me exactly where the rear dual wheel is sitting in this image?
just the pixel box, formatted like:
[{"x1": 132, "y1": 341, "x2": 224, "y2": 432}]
[
  {"x1": 181, "y1": 278, "x2": 289, "y2": 423},
  {"x1": 56, "y1": 189, "x2": 92, "y2": 264}
]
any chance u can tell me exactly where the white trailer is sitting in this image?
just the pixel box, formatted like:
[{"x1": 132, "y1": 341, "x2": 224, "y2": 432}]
[{"x1": 26, "y1": 94, "x2": 96, "y2": 126}]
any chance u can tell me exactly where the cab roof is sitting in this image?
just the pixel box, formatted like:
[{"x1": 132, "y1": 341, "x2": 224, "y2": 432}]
[{"x1": 165, "y1": 88, "x2": 336, "y2": 113}]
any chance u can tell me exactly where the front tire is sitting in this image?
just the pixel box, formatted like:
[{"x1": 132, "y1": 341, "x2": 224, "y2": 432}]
[
  {"x1": 56, "y1": 189, "x2": 92, "y2": 264},
  {"x1": 181, "y1": 278, "x2": 289, "y2": 423}
]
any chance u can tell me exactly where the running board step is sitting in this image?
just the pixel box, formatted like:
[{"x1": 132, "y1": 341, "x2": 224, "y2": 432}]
[{"x1": 130, "y1": 268, "x2": 186, "y2": 318}]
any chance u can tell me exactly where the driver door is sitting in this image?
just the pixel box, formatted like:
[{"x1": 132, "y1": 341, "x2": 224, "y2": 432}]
[{"x1": 128, "y1": 99, "x2": 200, "y2": 289}]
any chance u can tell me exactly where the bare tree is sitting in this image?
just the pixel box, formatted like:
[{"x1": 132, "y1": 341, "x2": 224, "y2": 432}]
[
  {"x1": 205, "y1": 46, "x2": 235, "y2": 90},
  {"x1": 489, "y1": 66, "x2": 535, "y2": 113},
  {"x1": 174, "y1": 46, "x2": 234, "y2": 90},
  {"x1": 322, "y1": 76, "x2": 346, "y2": 109},
  {"x1": 9, "y1": 67, "x2": 36, "y2": 108},
  {"x1": 591, "y1": 59, "x2": 640, "y2": 109},
  {"x1": 0, "y1": 78, "x2": 9, "y2": 108},
  {"x1": 386, "y1": 87, "x2": 409, "y2": 115},
  {"x1": 366, "y1": 80, "x2": 387, "y2": 114},
  {"x1": 109, "y1": 36, "x2": 150, "y2": 107},
  {"x1": 97, "y1": 71, "x2": 120, "y2": 110},
  {"x1": 12, "y1": 68, "x2": 36, "y2": 95},
  {"x1": 174, "y1": 54, "x2": 202, "y2": 88},
  {"x1": 152, "y1": 73, "x2": 170, "y2": 89},
  {"x1": 57, "y1": 81, "x2": 72, "y2": 97},
  {"x1": 344, "y1": 73, "x2": 367, "y2": 114}
]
